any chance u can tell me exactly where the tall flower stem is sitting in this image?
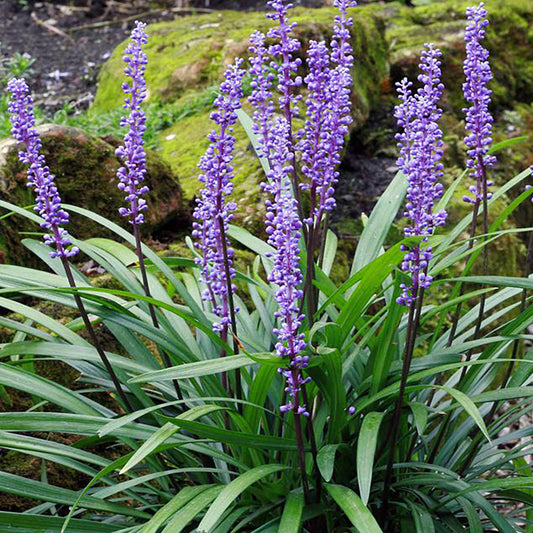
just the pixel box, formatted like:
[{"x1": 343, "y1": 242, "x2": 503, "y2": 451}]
[
  {"x1": 383, "y1": 42, "x2": 445, "y2": 523},
  {"x1": 61, "y1": 256, "x2": 134, "y2": 412},
  {"x1": 382, "y1": 279, "x2": 424, "y2": 524},
  {"x1": 218, "y1": 218, "x2": 242, "y2": 408},
  {"x1": 117, "y1": 21, "x2": 183, "y2": 401},
  {"x1": 467, "y1": 168, "x2": 489, "y2": 355},
  {"x1": 453, "y1": 1, "x2": 495, "y2": 368},
  {"x1": 193, "y1": 58, "x2": 244, "y2": 403},
  {"x1": 133, "y1": 225, "x2": 183, "y2": 401},
  {"x1": 301, "y1": 384, "x2": 321, "y2": 502},
  {"x1": 446, "y1": 200, "x2": 480, "y2": 346},
  {"x1": 293, "y1": 389, "x2": 311, "y2": 504},
  {"x1": 7, "y1": 77, "x2": 133, "y2": 414}
]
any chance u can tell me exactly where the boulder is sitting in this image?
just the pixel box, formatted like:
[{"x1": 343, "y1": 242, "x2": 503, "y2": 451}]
[
  {"x1": 385, "y1": 0, "x2": 533, "y2": 114},
  {"x1": 0, "y1": 124, "x2": 189, "y2": 266},
  {"x1": 92, "y1": 6, "x2": 389, "y2": 230}
]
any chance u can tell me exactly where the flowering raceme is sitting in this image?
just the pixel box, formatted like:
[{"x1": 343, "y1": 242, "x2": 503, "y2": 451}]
[
  {"x1": 248, "y1": 0, "x2": 358, "y2": 415},
  {"x1": 249, "y1": 30, "x2": 275, "y2": 159},
  {"x1": 7, "y1": 78, "x2": 78, "y2": 259},
  {"x1": 462, "y1": 2, "x2": 495, "y2": 205},
  {"x1": 395, "y1": 44, "x2": 446, "y2": 306},
  {"x1": 192, "y1": 60, "x2": 245, "y2": 333},
  {"x1": 266, "y1": 0, "x2": 302, "y2": 125},
  {"x1": 263, "y1": 118, "x2": 309, "y2": 415},
  {"x1": 300, "y1": 0, "x2": 357, "y2": 226},
  {"x1": 116, "y1": 21, "x2": 150, "y2": 225}
]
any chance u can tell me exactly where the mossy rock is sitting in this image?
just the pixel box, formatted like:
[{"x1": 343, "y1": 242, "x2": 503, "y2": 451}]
[
  {"x1": 0, "y1": 124, "x2": 189, "y2": 266},
  {"x1": 385, "y1": 0, "x2": 533, "y2": 114},
  {"x1": 94, "y1": 7, "x2": 388, "y2": 118},
  {"x1": 93, "y1": 6, "x2": 389, "y2": 230}
]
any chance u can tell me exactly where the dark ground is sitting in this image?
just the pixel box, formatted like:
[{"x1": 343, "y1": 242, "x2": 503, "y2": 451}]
[{"x1": 0, "y1": 0, "x2": 323, "y2": 113}]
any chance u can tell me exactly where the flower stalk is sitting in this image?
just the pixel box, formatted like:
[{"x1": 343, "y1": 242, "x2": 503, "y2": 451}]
[
  {"x1": 192, "y1": 59, "x2": 245, "y2": 402},
  {"x1": 448, "y1": 2, "x2": 495, "y2": 352},
  {"x1": 7, "y1": 77, "x2": 133, "y2": 413},
  {"x1": 117, "y1": 21, "x2": 183, "y2": 401},
  {"x1": 382, "y1": 44, "x2": 445, "y2": 523}
]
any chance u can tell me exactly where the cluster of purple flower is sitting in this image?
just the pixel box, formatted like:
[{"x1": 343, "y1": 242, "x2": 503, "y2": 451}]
[
  {"x1": 246, "y1": 0, "x2": 357, "y2": 414},
  {"x1": 395, "y1": 44, "x2": 447, "y2": 306},
  {"x1": 462, "y1": 2, "x2": 495, "y2": 205},
  {"x1": 192, "y1": 60, "x2": 245, "y2": 333},
  {"x1": 7, "y1": 78, "x2": 78, "y2": 259},
  {"x1": 300, "y1": 0, "x2": 357, "y2": 227},
  {"x1": 262, "y1": 118, "x2": 310, "y2": 414},
  {"x1": 116, "y1": 20, "x2": 150, "y2": 226}
]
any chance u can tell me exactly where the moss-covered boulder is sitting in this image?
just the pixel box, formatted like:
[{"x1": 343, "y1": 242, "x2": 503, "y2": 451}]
[
  {"x1": 93, "y1": 6, "x2": 389, "y2": 229},
  {"x1": 385, "y1": 0, "x2": 533, "y2": 113},
  {"x1": 94, "y1": 7, "x2": 388, "y2": 118},
  {"x1": 0, "y1": 124, "x2": 189, "y2": 266}
]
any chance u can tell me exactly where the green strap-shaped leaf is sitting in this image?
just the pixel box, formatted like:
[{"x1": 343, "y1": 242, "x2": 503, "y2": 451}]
[
  {"x1": 0, "y1": 362, "x2": 101, "y2": 416},
  {"x1": 129, "y1": 354, "x2": 253, "y2": 383},
  {"x1": 161, "y1": 485, "x2": 224, "y2": 533},
  {"x1": 0, "y1": 511, "x2": 119, "y2": 532},
  {"x1": 198, "y1": 464, "x2": 289, "y2": 532},
  {"x1": 325, "y1": 483, "x2": 383, "y2": 533},
  {"x1": 317, "y1": 444, "x2": 341, "y2": 483},
  {"x1": 357, "y1": 412, "x2": 385, "y2": 505},
  {"x1": 120, "y1": 405, "x2": 226, "y2": 474},
  {"x1": 140, "y1": 485, "x2": 217, "y2": 533},
  {"x1": 351, "y1": 170, "x2": 407, "y2": 276},
  {"x1": 278, "y1": 491, "x2": 304, "y2": 533},
  {"x1": 0, "y1": 471, "x2": 148, "y2": 519},
  {"x1": 168, "y1": 417, "x2": 300, "y2": 451},
  {"x1": 439, "y1": 386, "x2": 491, "y2": 443}
]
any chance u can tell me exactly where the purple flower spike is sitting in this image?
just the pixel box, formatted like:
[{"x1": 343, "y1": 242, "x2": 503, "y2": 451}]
[
  {"x1": 116, "y1": 21, "x2": 150, "y2": 226},
  {"x1": 300, "y1": 39, "x2": 332, "y2": 223},
  {"x1": 262, "y1": 118, "x2": 309, "y2": 416},
  {"x1": 396, "y1": 44, "x2": 447, "y2": 306},
  {"x1": 7, "y1": 78, "x2": 78, "y2": 259},
  {"x1": 300, "y1": 0, "x2": 357, "y2": 227},
  {"x1": 462, "y1": 2, "x2": 496, "y2": 205},
  {"x1": 267, "y1": 0, "x2": 302, "y2": 118},
  {"x1": 249, "y1": 31, "x2": 275, "y2": 159},
  {"x1": 331, "y1": 0, "x2": 358, "y2": 69},
  {"x1": 192, "y1": 59, "x2": 245, "y2": 332}
]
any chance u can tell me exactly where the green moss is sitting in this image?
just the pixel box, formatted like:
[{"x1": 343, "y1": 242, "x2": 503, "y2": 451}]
[
  {"x1": 386, "y1": 0, "x2": 533, "y2": 113},
  {"x1": 159, "y1": 107, "x2": 266, "y2": 231},
  {"x1": 94, "y1": 7, "x2": 388, "y2": 118}
]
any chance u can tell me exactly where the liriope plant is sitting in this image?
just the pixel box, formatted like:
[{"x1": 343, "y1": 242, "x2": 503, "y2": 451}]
[{"x1": 0, "y1": 1, "x2": 532, "y2": 532}]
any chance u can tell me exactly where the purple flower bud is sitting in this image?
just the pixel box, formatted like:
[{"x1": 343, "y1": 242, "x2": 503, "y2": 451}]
[
  {"x1": 463, "y1": 3, "x2": 496, "y2": 205},
  {"x1": 116, "y1": 21, "x2": 150, "y2": 226},
  {"x1": 299, "y1": 1, "x2": 357, "y2": 226},
  {"x1": 7, "y1": 78, "x2": 78, "y2": 259},
  {"x1": 193, "y1": 60, "x2": 245, "y2": 332},
  {"x1": 395, "y1": 45, "x2": 447, "y2": 306}
]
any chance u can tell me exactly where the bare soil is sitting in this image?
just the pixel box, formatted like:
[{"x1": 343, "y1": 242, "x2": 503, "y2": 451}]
[{"x1": 0, "y1": 0, "x2": 323, "y2": 113}]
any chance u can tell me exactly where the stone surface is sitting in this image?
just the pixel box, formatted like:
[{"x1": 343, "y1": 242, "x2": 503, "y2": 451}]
[
  {"x1": 93, "y1": 6, "x2": 389, "y2": 229},
  {"x1": 0, "y1": 124, "x2": 189, "y2": 265},
  {"x1": 91, "y1": 0, "x2": 533, "y2": 237}
]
